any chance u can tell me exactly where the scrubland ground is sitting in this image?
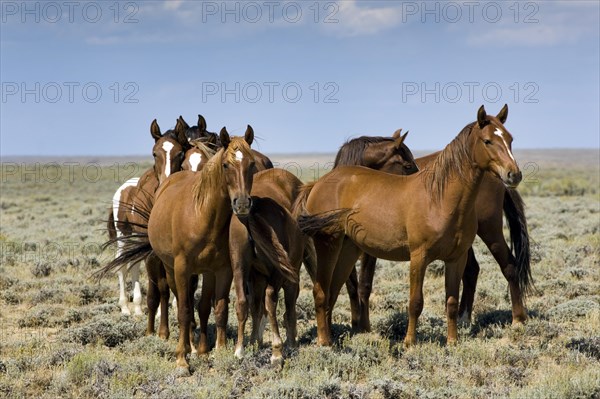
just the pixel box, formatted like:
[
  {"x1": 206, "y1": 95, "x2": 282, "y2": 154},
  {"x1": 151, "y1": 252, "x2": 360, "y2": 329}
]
[{"x1": 0, "y1": 150, "x2": 599, "y2": 398}]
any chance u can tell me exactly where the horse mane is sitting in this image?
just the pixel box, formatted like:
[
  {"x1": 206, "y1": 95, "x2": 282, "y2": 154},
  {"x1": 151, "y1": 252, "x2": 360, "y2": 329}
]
[
  {"x1": 421, "y1": 122, "x2": 476, "y2": 202},
  {"x1": 191, "y1": 137, "x2": 252, "y2": 209},
  {"x1": 186, "y1": 126, "x2": 220, "y2": 149},
  {"x1": 334, "y1": 136, "x2": 393, "y2": 167},
  {"x1": 189, "y1": 139, "x2": 216, "y2": 160}
]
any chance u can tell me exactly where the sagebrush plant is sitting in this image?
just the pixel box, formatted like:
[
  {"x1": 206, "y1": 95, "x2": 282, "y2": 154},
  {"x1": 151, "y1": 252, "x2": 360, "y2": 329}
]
[{"x1": 0, "y1": 153, "x2": 599, "y2": 399}]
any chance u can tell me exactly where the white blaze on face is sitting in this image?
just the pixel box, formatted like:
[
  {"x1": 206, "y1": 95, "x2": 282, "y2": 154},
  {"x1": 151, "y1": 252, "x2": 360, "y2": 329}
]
[
  {"x1": 162, "y1": 141, "x2": 175, "y2": 177},
  {"x1": 494, "y1": 128, "x2": 516, "y2": 162},
  {"x1": 188, "y1": 152, "x2": 202, "y2": 172},
  {"x1": 235, "y1": 150, "x2": 243, "y2": 162}
]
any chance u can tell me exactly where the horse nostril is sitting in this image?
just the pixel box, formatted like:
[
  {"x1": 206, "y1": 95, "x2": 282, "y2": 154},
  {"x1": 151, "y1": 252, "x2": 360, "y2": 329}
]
[{"x1": 233, "y1": 198, "x2": 238, "y2": 206}]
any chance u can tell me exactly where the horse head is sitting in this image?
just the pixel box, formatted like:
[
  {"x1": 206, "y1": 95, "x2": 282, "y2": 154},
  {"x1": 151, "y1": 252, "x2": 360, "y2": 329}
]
[
  {"x1": 472, "y1": 104, "x2": 522, "y2": 188},
  {"x1": 150, "y1": 119, "x2": 187, "y2": 185},
  {"x1": 219, "y1": 125, "x2": 257, "y2": 216}
]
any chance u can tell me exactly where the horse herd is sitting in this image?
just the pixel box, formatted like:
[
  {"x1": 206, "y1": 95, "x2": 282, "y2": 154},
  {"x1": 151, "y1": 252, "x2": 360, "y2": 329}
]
[{"x1": 98, "y1": 105, "x2": 532, "y2": 371}]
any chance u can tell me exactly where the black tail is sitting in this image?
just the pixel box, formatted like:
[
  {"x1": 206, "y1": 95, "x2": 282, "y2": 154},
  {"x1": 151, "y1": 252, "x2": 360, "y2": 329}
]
[
  {"x1": 297, "y1": 208, "x2": 352, "y2": 237},
  {"x1": 504, "y1": 188, "x2": 534, "y2": 297},
  {"x1": 96, "y1": 196, "x2": 154, "y2": 281},
  {"x1": 246, "y1": 202, "x2": 299, "y2": 284}
]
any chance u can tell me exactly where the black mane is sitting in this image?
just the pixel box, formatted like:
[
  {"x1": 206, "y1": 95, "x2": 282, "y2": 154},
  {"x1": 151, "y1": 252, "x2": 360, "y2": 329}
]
[{"x1": 334, "y1": 136, "x2": 394, "y2": 167}]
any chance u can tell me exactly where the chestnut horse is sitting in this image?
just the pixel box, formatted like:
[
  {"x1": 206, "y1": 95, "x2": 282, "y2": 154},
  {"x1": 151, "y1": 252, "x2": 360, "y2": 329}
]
[
  {"x1": 100, "y1": 127, "x2": 261, "y2": 370},
  {"x1": 107, "y1": 118, "x2": 189, "y2": 316},
  {"x1": 147, "y1": 115, "x2": 274, "y2": 344},
  {"x1": 229, "y1": 168, "x2": 313, "y2": 364},
  {"x1": 295, "y1": 106, "x2": 522, "y2": 347},
  {"x1": 337, "y1": 117, "x2": 531, "y2": 332}
]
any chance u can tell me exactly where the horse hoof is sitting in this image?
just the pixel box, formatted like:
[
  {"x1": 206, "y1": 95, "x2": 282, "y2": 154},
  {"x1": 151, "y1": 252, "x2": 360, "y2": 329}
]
[
  {"x1": 133, "y1": 308, "x2": 144, "y2": 317},
  {"x1": 120, "y1": 306, "x2": 131, "y2": 316},
  {"x1": 403, "y1": 337, "x2": 417, "y2": 348},
  {"x1": 270, "y1": 355, "x2": 283, "y2": 368},
  {"x1": 234, "y1": 347, "x2": 245, "y2": 359},
  {"x1": 174, "y1": 366, "x2": 191, "y2": 378}
]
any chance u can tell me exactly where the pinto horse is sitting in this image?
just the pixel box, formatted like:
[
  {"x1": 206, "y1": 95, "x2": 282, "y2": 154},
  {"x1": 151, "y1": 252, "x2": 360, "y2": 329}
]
[
  {"x1": 229, "y1": 168, "x2": 313, "y2": 364},
  {"x1": 100, "y1": 127, "x2": 261, "y2": 369},
  {"x1": 337, "y1": 113, "x2": 532, "y2": 332},
  {"x1": 107, "y1": 118, "x2": 189, "y2": 316},
  {"x1": 295, "y1": 105, "x2": 522, "y2": 347}
]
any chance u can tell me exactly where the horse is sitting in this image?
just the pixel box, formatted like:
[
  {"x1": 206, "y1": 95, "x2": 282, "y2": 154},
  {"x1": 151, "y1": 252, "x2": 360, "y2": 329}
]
[
  {"x1": 336, "y1": 119, "x2": 532, "y2": 332},
  {"x1": 107, "y1": 118, "x2": 189, "y2": 316},
  {"x1": 295, "y1": 105, "x2": 522, "y2": 347},
  {"x1": 229, "y1": 168, "x2": 313, "y2": 365},
  {"x1": 99, "y1": 126, "x2": 261, "y2": 370},
  {"x1": 178, "y1": 114, "x2": 274, "y2": 170}
]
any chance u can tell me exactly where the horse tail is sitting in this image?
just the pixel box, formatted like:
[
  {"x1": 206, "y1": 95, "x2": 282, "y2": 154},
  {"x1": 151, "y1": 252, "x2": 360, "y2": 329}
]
[
  {"x1": 107, "y1": 207, "x2": 117, "y2": 240},
  {"x1": 247, "y1": 211, "x2": 299, "y2": 284},
  {"x1": 504, "y1": 188, "x2": 534, "y2": 298},
  {"x1": 298, "y1": 208, "x2": 352, "y2": 237},
  {"x1": 95, "y1": 231, "x2": 153, "y2": 281},
  {"x1": 291, "y1": 181, "x2": 316, "y2": 219}
]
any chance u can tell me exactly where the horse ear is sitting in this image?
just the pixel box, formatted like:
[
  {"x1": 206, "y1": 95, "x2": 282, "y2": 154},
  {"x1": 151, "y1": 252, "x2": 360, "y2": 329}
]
[
  {"x1": 496, "y1": 104, "x2": 508, "y2": 124},
  {"x1": 178, "y1": 116, "x2": 190, "y2": 131},
  {"x1": 477, "y1": 105, "x2": 489, "y2": 128},
  {"x1": 198, "y1": 114, "x2": 207, "y2": 132},
  {"x1": 394, "y1": 131, "x2": 409, "y2": 149},
  {"x1": 244, "y1": 125, "x2": 254, "y2": 145},
  {"x1": 392, "y1": 128, "x2": 403, "y2": 140},
  {"x1": 150, "y1": 119, "x2": 162, "y2": 141},
  {"x1": 219, "y1": 127, "x2": 231, "y2": 148}
]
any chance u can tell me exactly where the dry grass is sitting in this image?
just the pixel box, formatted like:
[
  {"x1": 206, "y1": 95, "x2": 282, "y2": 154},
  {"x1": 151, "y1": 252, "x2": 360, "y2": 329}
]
[{"x1": 1, "y1": 151, "x2": 599, "y2": 398}]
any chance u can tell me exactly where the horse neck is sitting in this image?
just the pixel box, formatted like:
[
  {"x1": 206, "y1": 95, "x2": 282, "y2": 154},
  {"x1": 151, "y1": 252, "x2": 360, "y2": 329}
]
[{"x1": 423, "y1": 127, "x2": 484, "y2": 214}]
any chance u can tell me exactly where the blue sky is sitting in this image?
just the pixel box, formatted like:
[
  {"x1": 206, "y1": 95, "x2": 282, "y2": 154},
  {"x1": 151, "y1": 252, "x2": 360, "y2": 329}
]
[{"x1": 1, "y1": 0, "x2": 599, "y2": 156}]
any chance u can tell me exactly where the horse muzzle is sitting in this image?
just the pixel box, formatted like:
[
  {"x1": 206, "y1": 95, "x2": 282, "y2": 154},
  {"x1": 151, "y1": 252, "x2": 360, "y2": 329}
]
[
  {"x1": 504, "y1": 170, "x2": 522, "y2": 188},
  {"x1": 232, "y1": 196, "x2": 252, "y2": 217}
]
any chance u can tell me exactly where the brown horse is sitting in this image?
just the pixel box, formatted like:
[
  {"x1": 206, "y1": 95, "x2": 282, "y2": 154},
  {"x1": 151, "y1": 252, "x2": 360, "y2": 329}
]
[
  {"x1": 100, "y1": 126, "x2": 261, "y2": 369},
  {"x1": 148, "y1": 115, "x2": 274, "y2": 345},
  {"x1": 229, "y1": 168, "x2": 312, "y2": 364},
  {"x1": 107, "y1": 118, "x2": 189, "y2": 316},
  {"x1": 295, "y1": 105, "x2": 522, "y2": 347},
  {"x1": 337, "y1": 122, "x2": 531, "y2": 333}
]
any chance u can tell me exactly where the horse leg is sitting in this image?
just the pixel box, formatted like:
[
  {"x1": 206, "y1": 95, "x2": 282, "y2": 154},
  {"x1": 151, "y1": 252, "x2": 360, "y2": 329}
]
[
  {"x1": 130, "y1": 261, "x2": 143, "y2": 316},
  {"x1": 197, "y1": 272, "x2": 214, "y2": 354},
  {"x1": 232, "y1": 249, "x2": 252, "y2": 358},
  {"x1": 405, "y1": 253, "x2": 429, "y2": 347},
  {"x1": 188, "y1": 274, "x2": 199, "y2": 354},
  {"x1": 265, "y1": 284, "x2": 283, "y2": 365},
  {"x1": 445, "y1": 252, "x2": 468, "y2": 345},
  {"x1": 458, "y1": 248, "x2": 479, "y2": 325},
  {"x1": 250, "y1": 274, "x2": 268, "y2": 346},
  {"x1": 213, "y1": 266, "x2": 232, "y2": 351},
  {"x1": 313, "y1": 235, "x2": 344, "y2": 346},
  {"x1": 479, "y1": 229, "x2": 527, "y2": 324},
  {"x1": 283, "y1": 280, "x2": 299, "y2": 349},
  {"x1": 357, "y1": 253, "x2": 377, "y2": 333},
  {"x1": 173, "y1": 258, "x2": 193, "y2": 369},
  {"x1": 145, "y1": 254, "x2": 160, "y2": 336},
  {"x1": 346, "y1": 267, "x2": 361, "y2": 333},
  {"x1": 328, "y1": 239, "x2": 362, "y2": 332},
  {"x1": 117, "y1": 264, "x2": 131, "y2": 315}
]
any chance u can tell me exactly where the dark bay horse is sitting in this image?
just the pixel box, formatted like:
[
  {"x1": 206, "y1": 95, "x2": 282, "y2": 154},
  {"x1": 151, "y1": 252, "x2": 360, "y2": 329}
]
[
  {"x1": 101, "y1": 127, "x2": 261, "y2": 370},
  {"x1": 107, "y1": 118, "x2": 189, "y2": 316},
  {"x1": 336, "y1": 111, "x2": 531, "y2": 332},
  {"x1": 229, "y1": 168, "x2": 313, "y2": 364},
  {"x1": 295, "y1": 106, "x2": 522, "y2": 347}
]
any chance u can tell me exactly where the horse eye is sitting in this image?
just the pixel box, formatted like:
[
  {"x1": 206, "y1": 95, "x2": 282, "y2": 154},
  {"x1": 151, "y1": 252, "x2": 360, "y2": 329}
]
[
  {"x1": 484, "y1": 139, "x2": 492, "y2": 145},
  {"x1": 222, "y1": 163, "x2": 228, "y2": 169},
  {"x1": 152, "y1": 152, "x2": 157, "y2": 157}
]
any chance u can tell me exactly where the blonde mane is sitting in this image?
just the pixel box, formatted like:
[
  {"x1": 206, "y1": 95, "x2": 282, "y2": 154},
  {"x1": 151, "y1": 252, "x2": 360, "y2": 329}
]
[
  {"x1": 189, "y1": 139, "x2": 217, "y2": 160},
  {"x1": 191, "y1": 137, "x2": 253, "y2": 210}
]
